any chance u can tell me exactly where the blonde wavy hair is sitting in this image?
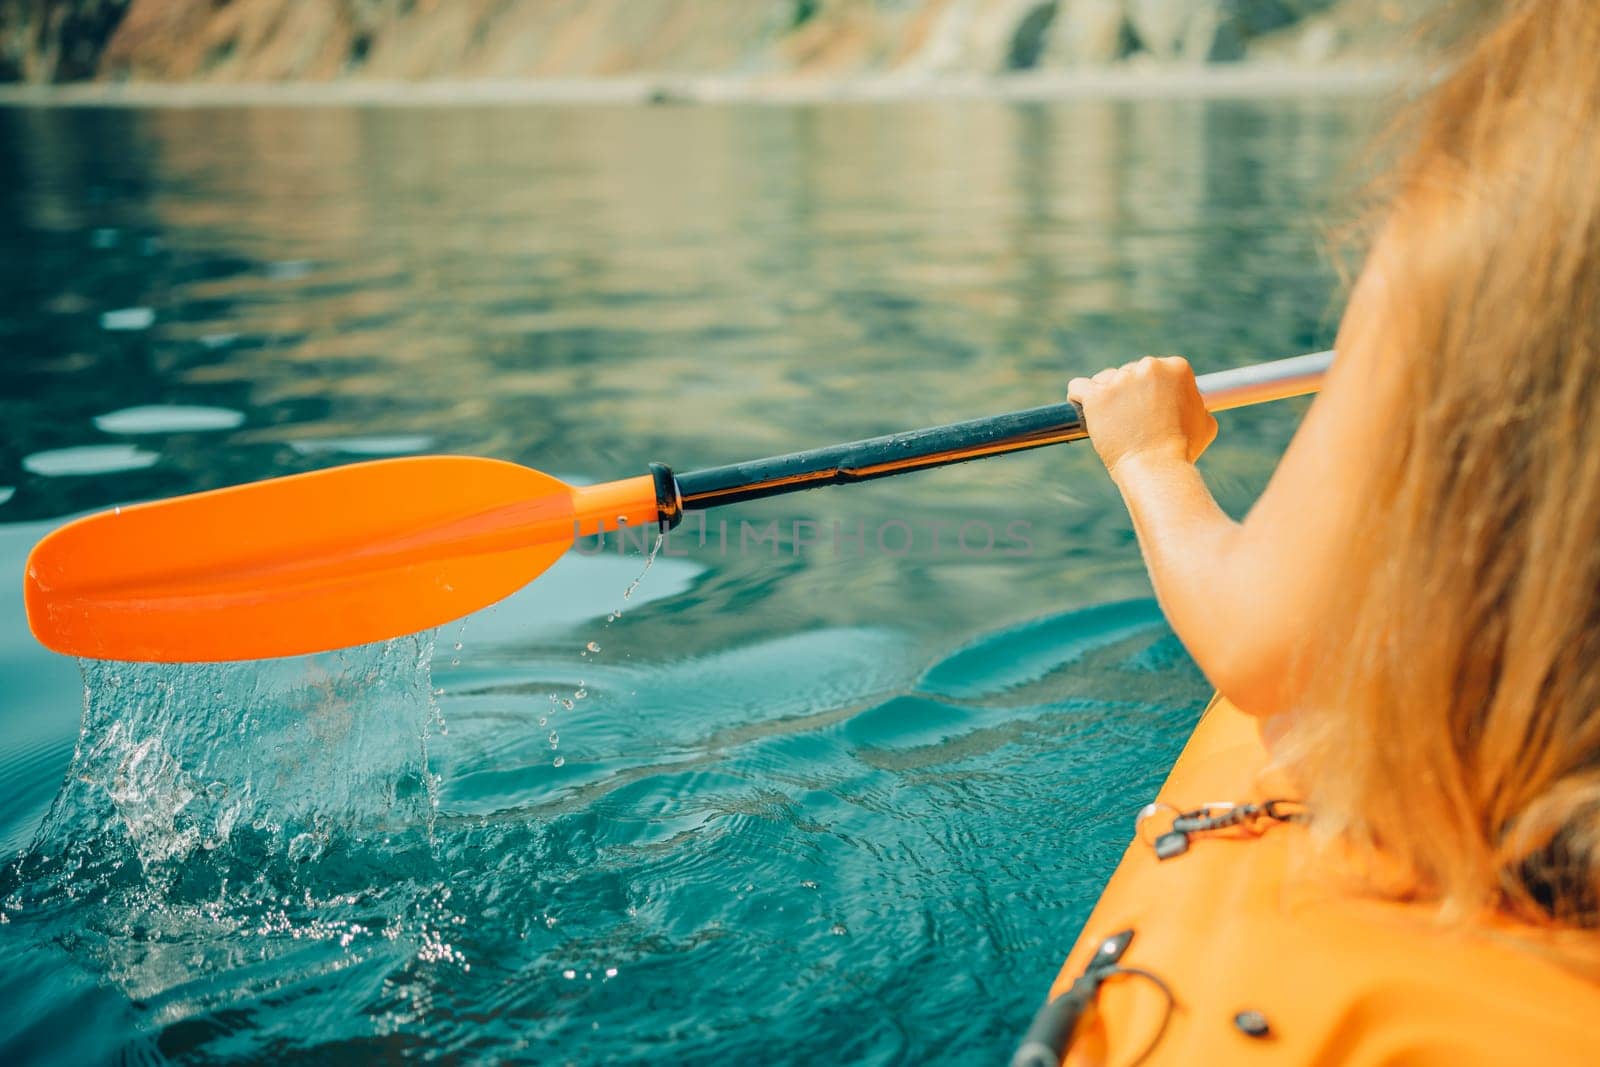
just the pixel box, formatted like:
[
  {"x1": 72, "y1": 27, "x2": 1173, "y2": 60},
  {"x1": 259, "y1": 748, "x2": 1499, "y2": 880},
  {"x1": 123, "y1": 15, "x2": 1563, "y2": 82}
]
[{"x1": 1290, "y1": 0, "x2": 1600, "y2": 929}]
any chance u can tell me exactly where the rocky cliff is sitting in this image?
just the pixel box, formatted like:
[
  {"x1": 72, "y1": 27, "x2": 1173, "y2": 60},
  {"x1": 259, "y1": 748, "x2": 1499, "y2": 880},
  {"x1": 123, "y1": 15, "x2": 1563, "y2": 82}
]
[{"x1": 1, "y1": 0, "x2": 1486, "y2": 85}]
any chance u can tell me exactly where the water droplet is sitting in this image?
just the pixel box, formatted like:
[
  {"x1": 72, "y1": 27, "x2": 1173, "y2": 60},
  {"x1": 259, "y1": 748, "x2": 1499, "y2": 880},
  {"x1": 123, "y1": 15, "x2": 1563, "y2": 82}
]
[
  {"x1": 452, "y1": 641, "x2": 462, "y2": 652},
  {"x1": 450, "y1": 657, "x2": 460, "y2": 667},
  {"x1": 538, "y1": 716, "x2": 547, "y2": 728},
  {"x1": 548, "y1": 732, "x2": 559, "y2": 746},
  {"x1": 552, "y1": 756, "x2": 565, "y2": 768},
  {"x1": 545, "y1": 915, "x2": 557, "y2": 929},
  {"x1": 623, "y1": 531, "x2": 664, "y2": 600},
  {"x1": 801, "y1": 880, "x2": 818, "y2": 890},
  {"x1": 585, "y1": 641, "x2": 601, "y2": 653},
  {"x1": 829, "y1": 923, "x2": 848, "y2": 936},
  {"x1": 560, "y1": 698, "x2": 573, "y2": 710},
  {"x1": 574, "y1": 688, "x2": 587, "y2": 700},
  {"x1": 604, "y1": 966, "x2": 618, "y2": 978},
  {"x1": 562, "y1": 968, "x2": 576, "y2": 980}
]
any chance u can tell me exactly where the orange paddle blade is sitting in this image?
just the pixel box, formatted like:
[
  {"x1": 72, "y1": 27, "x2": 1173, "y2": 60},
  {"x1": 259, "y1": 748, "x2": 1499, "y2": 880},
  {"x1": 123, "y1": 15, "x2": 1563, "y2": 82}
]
[{"x1": 24, "y1": 457, "x2": 661, "y2": 663}]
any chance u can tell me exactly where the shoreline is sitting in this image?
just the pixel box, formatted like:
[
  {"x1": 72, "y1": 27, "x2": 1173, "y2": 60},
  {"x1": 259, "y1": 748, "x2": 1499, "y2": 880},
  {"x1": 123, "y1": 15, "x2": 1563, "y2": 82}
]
[{"x1": 0, "y1": 64, "x2": 1413, "y2": 108}]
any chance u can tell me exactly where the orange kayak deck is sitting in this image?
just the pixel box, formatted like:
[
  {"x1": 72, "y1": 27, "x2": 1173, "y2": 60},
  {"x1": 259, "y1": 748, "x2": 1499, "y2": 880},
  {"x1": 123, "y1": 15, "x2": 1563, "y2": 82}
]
[{"x1": 1048, "y1": 696, "x2": 1600, "y2": 1066}]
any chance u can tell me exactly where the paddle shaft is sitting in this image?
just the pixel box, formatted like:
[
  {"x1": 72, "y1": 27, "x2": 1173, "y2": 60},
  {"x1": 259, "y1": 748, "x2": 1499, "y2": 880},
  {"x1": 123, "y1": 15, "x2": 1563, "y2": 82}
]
[{"x1": 666, "y1": 351, "x2": 1331, "y2": 514}]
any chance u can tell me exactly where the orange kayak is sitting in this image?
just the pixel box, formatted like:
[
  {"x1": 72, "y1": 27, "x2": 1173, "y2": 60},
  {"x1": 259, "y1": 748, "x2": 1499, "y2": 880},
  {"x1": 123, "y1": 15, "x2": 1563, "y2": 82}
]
[{"x1": 1015, "y1": 696, "x2": 1600, "y2": 1066}]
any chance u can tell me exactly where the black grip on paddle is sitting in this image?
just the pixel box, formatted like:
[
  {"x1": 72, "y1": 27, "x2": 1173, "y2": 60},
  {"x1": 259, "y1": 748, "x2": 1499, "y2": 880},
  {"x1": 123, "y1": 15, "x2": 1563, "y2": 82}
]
[{"x1": 675, "y1": 401, "x2": 1088, "y2": 510}]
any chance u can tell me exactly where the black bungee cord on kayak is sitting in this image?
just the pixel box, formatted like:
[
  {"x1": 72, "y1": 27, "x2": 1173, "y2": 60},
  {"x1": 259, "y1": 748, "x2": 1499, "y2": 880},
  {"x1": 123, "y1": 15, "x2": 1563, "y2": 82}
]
[
  {"x1": 1137, "y1": 798, "x2": 1308, "y2": 861},
  {"x1": 1010, "y1": 929, "x2": 1175, "y2": 1067}
]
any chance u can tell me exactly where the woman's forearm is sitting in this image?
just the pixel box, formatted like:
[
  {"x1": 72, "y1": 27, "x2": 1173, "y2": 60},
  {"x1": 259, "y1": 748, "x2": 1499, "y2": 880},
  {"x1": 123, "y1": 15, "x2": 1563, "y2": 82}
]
[
  {"x1": 1109, "y1": 449, "x2": 1297, "y2": 716},
  {"x1": 1065, "y1": 353, "x2": 1361, "y2": 717}
]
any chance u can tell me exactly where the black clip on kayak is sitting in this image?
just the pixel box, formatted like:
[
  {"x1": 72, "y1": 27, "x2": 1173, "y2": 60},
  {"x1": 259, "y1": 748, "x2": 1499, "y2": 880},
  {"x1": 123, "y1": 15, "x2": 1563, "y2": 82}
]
[{"x1": 1011, "y1": 929, "x2": 1136, "y2": 1067}]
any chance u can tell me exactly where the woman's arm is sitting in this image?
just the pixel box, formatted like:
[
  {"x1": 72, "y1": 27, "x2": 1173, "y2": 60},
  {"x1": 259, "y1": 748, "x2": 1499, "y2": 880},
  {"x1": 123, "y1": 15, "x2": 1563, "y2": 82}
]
[{"x1": 1069, "y1": 339, "x2": 1389, "y2": 718}]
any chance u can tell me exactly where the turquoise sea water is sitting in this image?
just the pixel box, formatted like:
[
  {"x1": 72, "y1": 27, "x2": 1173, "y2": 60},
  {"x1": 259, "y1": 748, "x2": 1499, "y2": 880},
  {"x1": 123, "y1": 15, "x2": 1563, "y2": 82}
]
[{"x1": 0, "y1": 98, "x2": 1367, "y2": 1063}]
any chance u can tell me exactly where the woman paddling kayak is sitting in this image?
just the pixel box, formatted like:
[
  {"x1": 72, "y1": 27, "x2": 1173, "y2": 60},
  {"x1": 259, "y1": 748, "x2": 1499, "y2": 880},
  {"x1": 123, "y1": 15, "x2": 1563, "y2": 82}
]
[
  {"x1": 1026, "y1": 6, "x2": 1600, "y2": 1059},
  {"x1": 1071, "y1": 0, "x2": 1600, "y2": 950},
  {"x1": 1020, "y1": 3, "x2": 1600, "y2": 1061}
]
